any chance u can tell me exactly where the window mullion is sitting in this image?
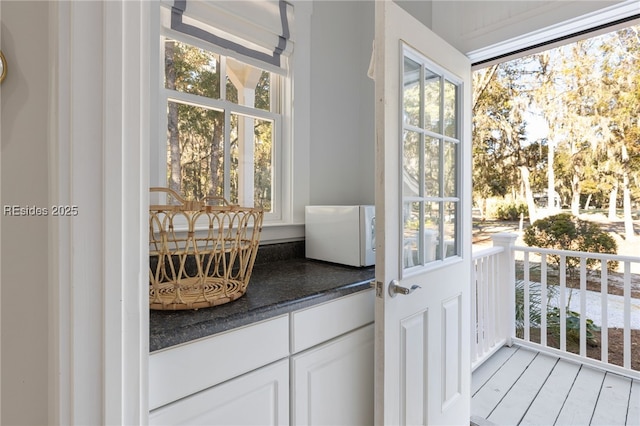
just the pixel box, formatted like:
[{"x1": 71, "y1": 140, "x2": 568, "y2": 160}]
[
  {"x1": 439, "y1": 75, "x2": 446, "y2": 261},
  {"x1": 224, "y1": 109, "x2": 231, "y2": 200},
  {"x1": 419, "y1": 64, "x2": 426, "y2": 265},
  {"x1": 220, "y1": 56, "x2": 227, "y2": 102}
]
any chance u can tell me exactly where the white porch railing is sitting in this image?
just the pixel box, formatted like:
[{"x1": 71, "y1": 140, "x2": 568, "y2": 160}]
[
  {"x1": 472, "y1": 233, "x2": 640, "y2": 379},
  {"x1": 471, "y1": 234, "x2": 516, "y2": 370}
]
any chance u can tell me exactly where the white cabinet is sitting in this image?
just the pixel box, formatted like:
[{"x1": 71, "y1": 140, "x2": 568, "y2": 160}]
[
  {"x1": 150, "y1": 359, "x2": 289, "y2": 426},
  {"x1": 291, "y1": 324, "x2": 374, "y2": 426},
  {"x1": 149, "y1": 290, "x2": 375, "y2": 425}
]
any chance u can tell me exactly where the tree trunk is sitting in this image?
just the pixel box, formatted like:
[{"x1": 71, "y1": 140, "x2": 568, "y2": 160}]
[
  {"x1": 608, "y1": 180, "x2": 618, "y2": 220},
  {"x1": 209, "y1": 122, "x2": 223, "y2": 199},
  {"x1": 570, "y1": 173, "x2": 580, "y2": 216},
  {"x1": 547, "y1": 140, "x2": 556, "y2": 210},
  {"x1": 519, "y1": 166, "x2": 537, "y2": 224},
  {"x1": 165, "y1": 40, "x2": 181, "y2": 195},
  {"x1": 622, "y1": 171, "x2": 636, "y2": 239},
  {"x1": 583, "y1": 193, "x2": 592, "y2": 210}
]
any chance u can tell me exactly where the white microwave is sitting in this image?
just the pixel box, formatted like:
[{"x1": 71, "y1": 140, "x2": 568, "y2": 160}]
[{"x1": 305, "y1": 205, "x2": 375, "y2": 267}]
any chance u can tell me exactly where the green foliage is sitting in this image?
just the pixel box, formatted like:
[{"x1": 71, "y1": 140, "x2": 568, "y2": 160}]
[
  {"x1": 493, "y1": 201, "x2": 528, "y2": 220},
  {"x1": 515, "y1": 279, "x2": 550, "y2": 331},
  {"x1": 472, "y1": 25, "x2": 640, "y2": 220},
  {"x1": 523, "y1": 213, "x2": 618, "y2": 272},
  {"x1": 515, "y1": 281, "x2": 600, "y2": 346},
  {"x1": 547, "y1": 307, "x2": 600, "y2": 346}
]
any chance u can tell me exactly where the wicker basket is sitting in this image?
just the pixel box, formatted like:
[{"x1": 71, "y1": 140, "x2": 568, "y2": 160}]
[{"x1": 149, "y1": 187, "x2": 263, "y2": 310}]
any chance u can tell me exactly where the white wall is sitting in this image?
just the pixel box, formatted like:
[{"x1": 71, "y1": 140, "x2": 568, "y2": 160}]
[
  {"x1": 309, "y1": 1, "x2": 375, "y2": 206},
  {"x1": 0, "y1": 1, "x2": 50, "y2": 425}
]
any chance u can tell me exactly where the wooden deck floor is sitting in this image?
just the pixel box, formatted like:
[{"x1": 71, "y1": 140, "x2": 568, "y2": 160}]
[{"x1": 472, "y1": 345, "x2": 640, "y2": 426}]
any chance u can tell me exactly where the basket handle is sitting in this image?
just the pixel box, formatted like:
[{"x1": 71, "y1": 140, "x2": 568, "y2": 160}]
[{"x1": 150, "y1": 187, "x2": 187, "y2": 207}]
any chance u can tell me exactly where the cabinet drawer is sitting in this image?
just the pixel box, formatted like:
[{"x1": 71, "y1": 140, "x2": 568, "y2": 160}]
[
  {"x1": 149, "y1": 315, "x2": 289, "y2": 410},
  {"x1": 150, "y1": 359, "x2": 289, "y2": 426},
  {"x1": 290, "y1": 289, "x2": 374, "y2": 353}
]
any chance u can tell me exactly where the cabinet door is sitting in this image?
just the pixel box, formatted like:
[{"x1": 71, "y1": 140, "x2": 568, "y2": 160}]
[
  {"x1": 150, "y1": 359, "x2": 289, "y2": 426},
  {"x1": 291, "y1": 324, "x2": 374, "y2": 426}
]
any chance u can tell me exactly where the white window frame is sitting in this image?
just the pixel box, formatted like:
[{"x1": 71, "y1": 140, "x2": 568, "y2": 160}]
[
  {"x1": 153, "y1": 26, "x2": 292, "y2": 226},
  {"x1": 401, "y1": 45, "x2": 463, "y2": 274}
]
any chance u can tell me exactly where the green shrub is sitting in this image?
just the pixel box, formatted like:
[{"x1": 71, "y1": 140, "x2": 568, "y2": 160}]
[
  {"x1": 515, "y1": 281, "x2": 599, "y2": 346},
  {"x1": 493, "y1": 201, "x2": 528, "y2": 221},
  {"x1": 523, "y1": 213, "x2": 618, "y2": 273},
  {"x1": 547, "y1": 307, "x2": 600, "y2": 346}
]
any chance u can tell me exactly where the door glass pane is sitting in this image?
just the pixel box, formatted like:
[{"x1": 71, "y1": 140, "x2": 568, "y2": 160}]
[
  {"x1": 403, "y1": 131, "x2": 421, "y2": 197},
  {"x1": 424, "y1": 70, "x2": 441, "y2": 133},
  {"x1": 403, "y1": 57, "x2": 421, "y2": 127},
  {"x1": 444, "y1": 80, "x2": 457, "y2": 138},
  {"x1": 444, "y1": 141, "x2": 457, "y2": 197},
  {"x1": 425, "y1": 201, "x2": 440, "y2": 262},
  {"x1": 444, "y1": 201, "x2": 457, "y2": 258},
  {"x1": 403, "y1": 201, "x2": 421, "y2": 268},
  {"x1": 424, "y1": 137, "x2": 440, "y2": 197}
]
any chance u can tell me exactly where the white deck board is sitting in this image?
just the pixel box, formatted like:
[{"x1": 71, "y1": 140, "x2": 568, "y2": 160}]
[
  {"x1": 472, "y1": 347, "x2": 537, "y2": 418},
  {"x1": 555, "y1": 366, "x2": 606, "y2": 425},
  {"x1": 472, "y1": 345, "x2": 518, "y2": 395},
  {"x1": 519, "y1": 359, "x2": 580, "y2": 426},
  {"x1": 472, "y1": 345, "x2": 639, "y2": 426},
  {"x1": 487, "y1": 353, "x2": 558, "y2": 425},
  {"x1": 591, "y1": 373, "x2": 632, "y2": 426},
  {"x1": 627, "y1": 380, "x2": 640, "y2": 425}
]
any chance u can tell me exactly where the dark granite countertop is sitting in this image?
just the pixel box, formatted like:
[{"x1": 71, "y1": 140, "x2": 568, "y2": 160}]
[{"x1": 149, "y1": 257, "x2": 375, "y2": 352}]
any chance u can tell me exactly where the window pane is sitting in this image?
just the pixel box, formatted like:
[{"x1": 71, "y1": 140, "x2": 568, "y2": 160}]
[
  {"x1": 424, "y1": 137, "x2": 440, "y2": 197},
  {"x1": 226, "y1": 58, "x2": 273, "y2": 112},
  {"x1": 444, "y1": 141, "x2": 457, "y2": 197},
  {"x1": 254, "y1": 118, "x2": 273, "y2": 211},
  {"x1": 403, "y1": 201, "x2": 421, "y2": 268},
  {"x1": 164, "y1": 40, "x2": 220, "y2": 99},
  {"x1": 403, "y1": 130, "x2": 421, "y2": 197},
  {"x1": 255, "y1": 71, "x2": 272, "y2": 111},
  {"x1": 425, "y1": 201, "x2": 440, "y2": 262},
  {"x1": 230, "y1": 114, "x2": 240, "y2": 205},
  {"x1": 226, "y1": 77, "x2": 238, "y2": 104},
  {"x1": 424, "y1": 69, "x2": 441, "y2": 133},
  {"x1": 444, "y1": 80, "x2": 457, "y2": 138},
  {"x1": 167, "y1": 101, "x2": 224, "y2": 201},
  {"x1": 230, "y1": 113, "x2": 274, "y2": 211},
  {"x1": 444, "y1": 201, "x2": 457, "y2": 258},
  {"x1": 403, "y1": 57, "x2": 421, "y2": 127}
]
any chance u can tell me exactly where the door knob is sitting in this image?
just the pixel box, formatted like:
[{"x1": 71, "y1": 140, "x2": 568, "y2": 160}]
[{"x1": 388, "y1": 280, "x2": 421, "y2": 298}]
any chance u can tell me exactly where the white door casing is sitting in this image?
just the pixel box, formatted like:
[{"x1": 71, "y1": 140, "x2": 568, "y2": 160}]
[{"x1": 374, "y1": 1, "x2": 472, "y2": 425}]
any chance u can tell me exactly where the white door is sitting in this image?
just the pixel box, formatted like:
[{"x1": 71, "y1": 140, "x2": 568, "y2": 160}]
[{"x1": 373, "y1": 1, "x2": 472, "y2": 425}]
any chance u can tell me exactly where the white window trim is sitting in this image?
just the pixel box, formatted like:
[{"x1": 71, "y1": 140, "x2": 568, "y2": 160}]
[{"x1": 155, "y1": 30, "x2": 293, "y2": 229}]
